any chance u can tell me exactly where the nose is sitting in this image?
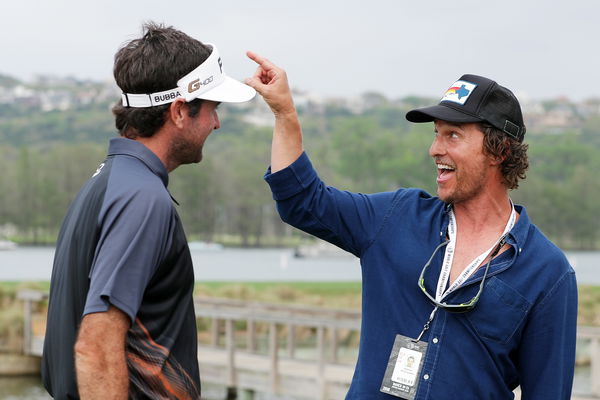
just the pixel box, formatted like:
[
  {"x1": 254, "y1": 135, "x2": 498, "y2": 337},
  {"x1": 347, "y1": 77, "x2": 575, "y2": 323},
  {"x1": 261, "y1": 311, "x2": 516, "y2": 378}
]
[{"x1": 429, "y1": 134, "x2": 444, "y2": 158}]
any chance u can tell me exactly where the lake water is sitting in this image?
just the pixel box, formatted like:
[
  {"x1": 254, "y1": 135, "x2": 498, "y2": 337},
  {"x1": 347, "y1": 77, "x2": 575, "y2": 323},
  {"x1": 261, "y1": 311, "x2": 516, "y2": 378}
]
[
  {"x1": 0, "y1": 245, "x2": 363, "y2": 282},
  {"x1": 0, "y1": 246, "x2": 598, "y2": 283}
]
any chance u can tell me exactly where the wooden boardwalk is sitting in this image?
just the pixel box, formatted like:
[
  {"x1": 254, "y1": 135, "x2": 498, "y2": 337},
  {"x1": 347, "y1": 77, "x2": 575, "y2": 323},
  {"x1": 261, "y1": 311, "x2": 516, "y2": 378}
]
[
  {"x1": 193, "y1": 297, "x2": 361, "y2": 399},
  {"x1": 19, "y1": 291, "x2": 359, "y2": 399},
  {"x1": 17, "y1": 290, "x2": 600, "y2": 400},
  {"x1": 198, "y1": 347, "x2": 353, "y2": 399}
]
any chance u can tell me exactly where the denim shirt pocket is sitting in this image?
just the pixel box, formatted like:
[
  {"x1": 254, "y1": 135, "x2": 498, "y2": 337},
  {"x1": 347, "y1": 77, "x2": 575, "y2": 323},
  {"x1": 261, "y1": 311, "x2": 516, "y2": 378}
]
[{"x1": 465, "y1": 276, "x2": 530, "y2": 344}]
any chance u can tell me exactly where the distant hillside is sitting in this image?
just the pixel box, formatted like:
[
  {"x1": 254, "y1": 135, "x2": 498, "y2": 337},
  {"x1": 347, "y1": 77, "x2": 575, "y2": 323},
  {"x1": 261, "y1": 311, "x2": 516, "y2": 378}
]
[
  {"x1": 0, "y1": 72, "x2": 599, "y2": 147},
  {"x1": 0, "y1": 73, "x2": 598, "y2": 250},
  {"x1": 0, "y1": 74, "x2": 20, "y2": 88}
]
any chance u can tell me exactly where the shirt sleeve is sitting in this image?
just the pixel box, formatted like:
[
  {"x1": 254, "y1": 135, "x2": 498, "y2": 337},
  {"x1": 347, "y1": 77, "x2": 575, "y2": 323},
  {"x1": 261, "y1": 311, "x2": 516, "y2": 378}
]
[
  {"x1": 264, "y1": 152, "x2": 399, "y2": 257},
  {"x1": 517, "y1": 269, "x2": 577, "y2": 399},
  {"x1": 83, "y1": 176, "x2": 174, "y2": 323}
]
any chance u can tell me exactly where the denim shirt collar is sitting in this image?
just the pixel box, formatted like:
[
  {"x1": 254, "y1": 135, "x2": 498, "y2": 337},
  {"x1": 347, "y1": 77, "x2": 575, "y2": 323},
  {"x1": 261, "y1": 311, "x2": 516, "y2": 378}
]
[
  {"x1": 107, "y1": 137, "x2": 169, "y2": 187},
  {"x1": 440, "y1": 202, "x2": 530, "y2": 248},
  {"x1": 506, "y1": 203, "x2": 530, "y2": 253},
  {"x1": 438, "y1": 202, "x2": 532, "y2": 287}
]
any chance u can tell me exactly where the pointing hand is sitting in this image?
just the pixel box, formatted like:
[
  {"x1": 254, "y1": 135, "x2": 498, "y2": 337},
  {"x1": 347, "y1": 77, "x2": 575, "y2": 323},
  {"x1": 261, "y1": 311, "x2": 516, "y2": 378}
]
[{"x1": 245, "y1": 51, "x2": 296, "y2": 118}]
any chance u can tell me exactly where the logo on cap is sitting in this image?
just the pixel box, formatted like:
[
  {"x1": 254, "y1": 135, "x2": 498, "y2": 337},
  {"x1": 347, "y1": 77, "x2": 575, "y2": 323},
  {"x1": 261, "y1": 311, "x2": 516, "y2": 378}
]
[
  {"x1": 441, "y1": 80, "x2": 477, "y2": 105},
  {"x1": 188, "y1": 76, "x2": 214, "y2": 93}
]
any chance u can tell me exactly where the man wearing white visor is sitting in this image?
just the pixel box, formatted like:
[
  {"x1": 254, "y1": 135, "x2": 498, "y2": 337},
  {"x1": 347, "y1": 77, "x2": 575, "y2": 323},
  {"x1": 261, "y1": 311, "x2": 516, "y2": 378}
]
[{"x1": 42, "y1": 22, "x2": 255, "y2": 400}]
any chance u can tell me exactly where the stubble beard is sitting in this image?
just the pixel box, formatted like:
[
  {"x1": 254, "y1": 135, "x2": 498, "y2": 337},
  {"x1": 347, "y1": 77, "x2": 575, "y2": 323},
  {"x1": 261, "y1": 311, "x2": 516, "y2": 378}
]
[
  {"x1": 169, "y1": 136, "x2": 203, "y2": 167},
  {"x1": 439, "y1": 166, "x2": 488, "y2": 205}
]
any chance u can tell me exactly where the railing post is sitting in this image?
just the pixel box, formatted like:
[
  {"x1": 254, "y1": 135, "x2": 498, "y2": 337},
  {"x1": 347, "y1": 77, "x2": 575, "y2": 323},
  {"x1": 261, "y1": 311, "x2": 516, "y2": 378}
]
[
  {"x1": 287, "y1": 324, "x2": 296, "y2": 358},
  {"x1": 211, "y1": 318, "x2": 219, "y2": 347},
  {"x1": 317, "y1": 325, "x2": 326, "y2": 400},
  {"x1": 22, "y1": 297, "x2": 32, "y2": 355},
  {"x1": 330, "y1": 326, "x2": 338, "y2": 363},
  {"x1": 247, "y1": 319, "x2": 256, "y2": 352},
  {"x1": 591, "y1": 337, "x2": 600, "y2": 396},
  {"x1": 225, "y1": 319, "x2": 236, "y2": 387},
  {"x1": 269, "y1": 323, "x2": 279, "y2": 393}
]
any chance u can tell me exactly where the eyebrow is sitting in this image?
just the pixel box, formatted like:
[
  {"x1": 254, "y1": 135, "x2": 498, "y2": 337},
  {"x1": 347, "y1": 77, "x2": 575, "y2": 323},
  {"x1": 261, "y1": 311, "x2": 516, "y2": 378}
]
[{"x1": 434, "y1": 121, "x2": 464, "y2": 130}]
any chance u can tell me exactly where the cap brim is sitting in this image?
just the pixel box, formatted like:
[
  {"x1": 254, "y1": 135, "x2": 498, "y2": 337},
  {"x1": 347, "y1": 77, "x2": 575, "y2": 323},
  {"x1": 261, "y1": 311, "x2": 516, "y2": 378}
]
[
  {"x1": 406, "y1": 105, "x2": 484, "y2": 124},
  {"x1": 195, "y1": 76, "x2": 256, "y2": 103}
]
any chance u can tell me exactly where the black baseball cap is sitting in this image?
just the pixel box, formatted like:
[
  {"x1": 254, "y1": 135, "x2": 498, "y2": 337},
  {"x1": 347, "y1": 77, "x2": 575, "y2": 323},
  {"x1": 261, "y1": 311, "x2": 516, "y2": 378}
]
[{"x1": 406, "y1": 74, "x2": 526, "y2": 142}]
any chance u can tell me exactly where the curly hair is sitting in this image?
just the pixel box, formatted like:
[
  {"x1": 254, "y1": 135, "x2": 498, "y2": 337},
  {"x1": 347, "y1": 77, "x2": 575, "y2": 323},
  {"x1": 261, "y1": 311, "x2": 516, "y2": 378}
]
[
  {"x1": 112, "y1": 22, "x2": 210, "y2": 138},
  {"x1": 480, "y1": 123, "x2": 529, "y2": 190}
]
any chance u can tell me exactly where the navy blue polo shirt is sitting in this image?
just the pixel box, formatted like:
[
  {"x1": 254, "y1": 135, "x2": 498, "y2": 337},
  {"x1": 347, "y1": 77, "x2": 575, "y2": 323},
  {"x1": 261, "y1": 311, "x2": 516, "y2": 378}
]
[
  {"x1": 265, "y1": 152, "x2": 577, "y2": 400},
  {"x1": 42, "y1": 138, "x2": 200, "y2": 399}
]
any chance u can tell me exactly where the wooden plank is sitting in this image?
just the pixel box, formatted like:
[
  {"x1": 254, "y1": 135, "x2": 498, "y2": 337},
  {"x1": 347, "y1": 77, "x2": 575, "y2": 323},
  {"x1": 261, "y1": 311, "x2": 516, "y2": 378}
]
[
  {"x1": 317, "y1": 326, "x2": 326, "y2": 400},
  {"x1": 225, "y1": 319, "x2": 236, "y2": 386},
  {"x1": 211, "y1": 318, "x2": 219, "y2": 347},
  {"x1": 591, "y1": 337, "x2": 600, "y2": 396},
  {"x1": 23, "y1": 299, "x2": 32, "y2": 355},
  {"x1": 330, "y1": 326, "x2": 338, "y2": 363},
  {"x1": 287, "y1": 324, "x2": 295, "y2": 358},
  {"x1": 269, "y1": 323, "x2": 279, "y2": 393},
  {"x1": 194, "y1": 298, "x2": 361, "y2": 330},
  {"x1": 247, "y1": 319, "x2": 256, "y2": 353}
]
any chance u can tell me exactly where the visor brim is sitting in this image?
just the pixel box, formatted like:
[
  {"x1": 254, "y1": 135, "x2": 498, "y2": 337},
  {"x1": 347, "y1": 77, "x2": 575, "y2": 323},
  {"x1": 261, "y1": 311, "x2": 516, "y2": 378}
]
[
  {"x1": 193, "y1": 76, "x2": 256, "y2": 103},
  {"x1": 406, "y1": 105, "x2": 484, "y2": 124}
]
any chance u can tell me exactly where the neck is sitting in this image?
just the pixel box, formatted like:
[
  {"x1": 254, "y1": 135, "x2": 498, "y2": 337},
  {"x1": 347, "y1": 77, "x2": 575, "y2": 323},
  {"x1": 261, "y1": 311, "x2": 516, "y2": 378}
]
[
  {"x1": 452, "y1": 190, "x2": 513, "y2": 233},
  {"x1": 134, "y1": 130, "x2": 178, "y2": 173}
]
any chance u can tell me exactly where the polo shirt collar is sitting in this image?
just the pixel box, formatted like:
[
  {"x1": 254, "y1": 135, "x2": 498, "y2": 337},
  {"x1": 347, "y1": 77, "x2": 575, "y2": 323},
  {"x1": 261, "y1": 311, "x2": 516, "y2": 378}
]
[{"x1": 107, "y1": 137, "x2": 169, "y2": 187}]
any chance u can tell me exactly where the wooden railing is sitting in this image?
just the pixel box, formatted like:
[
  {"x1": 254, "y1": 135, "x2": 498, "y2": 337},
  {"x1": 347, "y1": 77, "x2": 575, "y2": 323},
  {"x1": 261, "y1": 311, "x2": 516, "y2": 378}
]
[
  {"x1": 17, "y1": 290, "x2": 360, "y2": 399},
  {"x1": 194, "y1": 297, "x2": 360, "y2": 399},
  {"x1": 16, "y1": 290, "x2": 600, "y2": 399}
]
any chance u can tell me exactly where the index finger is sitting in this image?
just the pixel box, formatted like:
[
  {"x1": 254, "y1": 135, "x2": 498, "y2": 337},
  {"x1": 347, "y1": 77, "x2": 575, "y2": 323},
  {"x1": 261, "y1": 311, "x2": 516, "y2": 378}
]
[{"x1": 246, "y1": 51, "x2": 278, "y2": 71}]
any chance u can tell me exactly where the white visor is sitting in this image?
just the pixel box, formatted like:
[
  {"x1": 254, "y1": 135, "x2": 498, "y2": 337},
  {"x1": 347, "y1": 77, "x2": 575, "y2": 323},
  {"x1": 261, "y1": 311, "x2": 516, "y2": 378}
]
[{"x1": 121, "y1": 43, "x2": 256, "y2": 108}]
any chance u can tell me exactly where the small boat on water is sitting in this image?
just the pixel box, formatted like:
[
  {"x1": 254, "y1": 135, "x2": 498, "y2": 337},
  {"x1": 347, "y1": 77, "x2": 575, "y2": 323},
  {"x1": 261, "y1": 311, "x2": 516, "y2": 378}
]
[
  {"x1": 187, "y1": 241, "x2": 224, "y2": 251},
  {"x1": 0, "y1": 240, "x2": 17, "y2": 250},
  {"x1": 294, "y1": 241, "x2": 351, "y2": 258}
]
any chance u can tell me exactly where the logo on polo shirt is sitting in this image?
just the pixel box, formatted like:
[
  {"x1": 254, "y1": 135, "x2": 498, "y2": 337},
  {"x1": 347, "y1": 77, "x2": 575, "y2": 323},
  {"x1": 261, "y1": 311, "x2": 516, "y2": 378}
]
[
  {"x1": 92, "y1": 163, "x2": 105, "y2": 178},
  {"x1": 441, "y1": 80, "x2": 477, "y2": 105}
]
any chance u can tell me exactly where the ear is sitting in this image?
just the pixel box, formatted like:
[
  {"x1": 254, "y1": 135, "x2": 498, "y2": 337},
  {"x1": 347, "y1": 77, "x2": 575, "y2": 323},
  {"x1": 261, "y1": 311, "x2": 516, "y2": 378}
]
[
  {"x1": 167, "y1": 98, "x2": 188, "y2": 129},
  {"x1": 489, "y1": 154, "x2": 504, "y2": 166},
  {"x1": 489, "y1": 145, "x2": 510, "y2": 166}
]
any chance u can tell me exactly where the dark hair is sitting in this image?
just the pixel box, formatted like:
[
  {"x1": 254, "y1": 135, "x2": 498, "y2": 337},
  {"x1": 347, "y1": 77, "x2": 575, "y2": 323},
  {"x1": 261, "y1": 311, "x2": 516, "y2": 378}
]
[
  {"x1": 480, "y1": 123, "x2": 529, "y2": 190},
  {"x1": 112, "y1": 22, "x2": 210, "y2": 138}
]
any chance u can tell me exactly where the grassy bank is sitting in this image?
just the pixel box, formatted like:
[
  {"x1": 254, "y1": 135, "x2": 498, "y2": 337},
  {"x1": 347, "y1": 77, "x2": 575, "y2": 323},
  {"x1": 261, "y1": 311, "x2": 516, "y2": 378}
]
[{"x1": 194, "y1": 281, "x2": 362, "y2": 309}]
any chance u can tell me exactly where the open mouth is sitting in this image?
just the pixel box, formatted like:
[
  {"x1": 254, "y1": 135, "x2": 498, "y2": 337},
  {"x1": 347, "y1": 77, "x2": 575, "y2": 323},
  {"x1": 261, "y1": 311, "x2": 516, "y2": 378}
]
[{"x1": 436, "y1": 163, "x2": 456, "y2": 182}]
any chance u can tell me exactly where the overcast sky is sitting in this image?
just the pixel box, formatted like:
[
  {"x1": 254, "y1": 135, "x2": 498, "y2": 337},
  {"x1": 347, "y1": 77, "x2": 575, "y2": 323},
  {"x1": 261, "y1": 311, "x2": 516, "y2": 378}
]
[{"x1": 3, "y1": 0, "x2": 599, "y2": 100}]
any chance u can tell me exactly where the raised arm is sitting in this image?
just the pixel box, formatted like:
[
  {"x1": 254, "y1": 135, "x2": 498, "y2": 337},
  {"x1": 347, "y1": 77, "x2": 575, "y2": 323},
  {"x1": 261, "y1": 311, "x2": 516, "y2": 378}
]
[{"x1": 245, "y1": 51, "x2": 303, "y2": 172}]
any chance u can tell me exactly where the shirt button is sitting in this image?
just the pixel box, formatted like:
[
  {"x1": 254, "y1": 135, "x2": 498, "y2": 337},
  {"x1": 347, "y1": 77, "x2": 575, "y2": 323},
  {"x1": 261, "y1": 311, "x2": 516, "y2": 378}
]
[
  {"x1": 424, "y1": 374, "x2": 430, "y2": 380},
  {"x1": 432, "y1": 337, "x2": 439, "y2": 344}
]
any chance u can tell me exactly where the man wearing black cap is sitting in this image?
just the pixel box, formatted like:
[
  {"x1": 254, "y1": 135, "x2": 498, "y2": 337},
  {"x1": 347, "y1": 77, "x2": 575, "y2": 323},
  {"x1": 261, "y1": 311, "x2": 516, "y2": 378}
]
[
  {"x1": 246, "y1": 53, "x2": 577, "y2": 399},
  {"x1": 42, "y1": 23, "x2": 255, "y2": 399}
]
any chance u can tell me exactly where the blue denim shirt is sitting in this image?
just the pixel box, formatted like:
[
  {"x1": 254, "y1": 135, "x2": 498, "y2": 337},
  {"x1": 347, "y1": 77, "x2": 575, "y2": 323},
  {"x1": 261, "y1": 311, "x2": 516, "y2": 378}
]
[{"x1": 264, "y1": 152, "x2": 577, "y2": 400}]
